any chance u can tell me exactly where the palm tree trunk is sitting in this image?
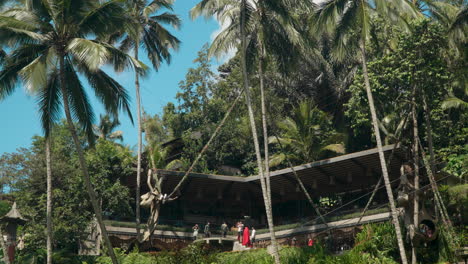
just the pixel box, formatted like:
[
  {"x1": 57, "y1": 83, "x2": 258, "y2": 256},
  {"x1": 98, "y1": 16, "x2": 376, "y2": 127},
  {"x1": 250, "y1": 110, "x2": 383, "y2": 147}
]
[
  {"x1": 417, "y1": 138, "x2": 455, "y2": 250},
  {"x1": 241, "y1": 2, "x2": 280, "y2": 263},
  {"x1": 46, "y1": 137, "x2": 53, "y2": 264},
  {"x1": 258, "y1": 52, "x2": 272, "y2": 206},
  {"x1": 411, "y1": 86, "x2": 419, "y2": 264},
  {"x1": 360, "y1": 44, "x2": 408, "y2": 264},
  {"x1": 421, "y1": 97, "x2": 451, "y2": 224},
  {"x1": 59, "y1": 56, "x2": 119, "y2": 264},
  {"x1": 134, "y1": 40, "x2": 142, "y2": 241},
  {"x1": 273, "y1": 134, "x2": 328, "y2": 226},
  {"x1": 422, "y1": 96, "x2": 436, "y2": 177}
]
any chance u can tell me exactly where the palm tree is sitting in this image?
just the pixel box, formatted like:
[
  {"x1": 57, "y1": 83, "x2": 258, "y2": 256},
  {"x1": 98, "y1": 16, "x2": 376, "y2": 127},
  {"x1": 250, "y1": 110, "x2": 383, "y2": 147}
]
[
  {"x1": 117, "y1": 0, "x2": 180, "y2": 237},
  {"x1": 314, "y1": 1, "x2": 420, "y2": 263},
  {"x1": 94, "y1": 114, "x2": 124, "y2": 141},
  {"x1": 269, "y1": 101, "x2": 345, "y2": 167},
  {"x1": 191, "y1": 1, "x2": 304, "y2": 262},
  {"x1": 0, "y1": 1, "x2": 144, "y2": 263},
  {"x1": 45, "y1": 137, "x2": 52, "y2": 264}
]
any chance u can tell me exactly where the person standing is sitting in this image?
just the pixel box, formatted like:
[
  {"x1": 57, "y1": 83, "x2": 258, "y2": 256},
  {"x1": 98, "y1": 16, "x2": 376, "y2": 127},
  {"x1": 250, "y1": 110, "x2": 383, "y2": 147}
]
[
  {"x1": 237, "y1": 221, "x2": 243, "y2": 242},
  {"x1": 192, "y1": 224, "x2": 199, "y2": 240},
  {"x1": 221, "y1": 222, "x2": 228, "y2": 238},
  {"x1": 291, "y1": 236, "x2": 297, "y2": 247},
  {"x1": 204, "y1": 222, "x2": 211, "y2": 238},
  {"x1": 250, "y1": 227, "x2": 256, "y2": 245},
  {"x1": 242, "y1": 226, "x2": 251, "y2": 247},
  {"x1": 308, "y1": 237, "x2": 314, "y2": 247}
]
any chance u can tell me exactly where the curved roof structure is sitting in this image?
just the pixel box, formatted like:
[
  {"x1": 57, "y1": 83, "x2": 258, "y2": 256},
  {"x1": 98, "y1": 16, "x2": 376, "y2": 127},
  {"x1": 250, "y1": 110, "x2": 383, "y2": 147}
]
[{"x1": 155, "y1": 145, "x2": 406, "y2": 202}]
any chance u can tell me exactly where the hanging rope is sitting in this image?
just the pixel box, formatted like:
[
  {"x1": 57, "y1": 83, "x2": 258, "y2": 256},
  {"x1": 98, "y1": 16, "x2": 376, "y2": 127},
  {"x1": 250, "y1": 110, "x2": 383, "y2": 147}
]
[
  {"x1": 417, "y1": 137, "x2": 457, "y2": 253},
  {"x1": 417, "y1": 138, "x2": 451, "y2": 225},
  {"x1": 168, "y1": 90, "x2": 243, "y2": 198},
  {"x1": 272, "y1": 134, "x2": 329, "y2": 228},
  {"x1": 136, "y1": 91, "x2": 243, "y2": 243},
  {"x1": 356, "y1": 112, "x2": 410, "y2": 224}
]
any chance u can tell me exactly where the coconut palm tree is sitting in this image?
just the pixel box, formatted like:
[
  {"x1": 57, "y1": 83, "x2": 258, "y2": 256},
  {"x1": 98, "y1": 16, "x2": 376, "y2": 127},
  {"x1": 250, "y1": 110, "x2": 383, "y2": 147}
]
[
  {"x1": 191, "y1": 1, "x2": 304, "y2": 262},
  {"x1": 45, "y1": 137, "x2": 52, "y2": 264},
  {"x1": 115, "y1": 0, "x2": 180, "y2": 237},
  {"x1": 314, "y1": 0, "x2": 420, "y2": 263},
  {"x1": 94, "y1": 114, "x2": 124, "y2": 142},
  {"x1": 269, "y1": 101, "x2": 345, "y2": 167},
  {"x1": 0, "y1": 1, "x2": 145, "y2": 263}
]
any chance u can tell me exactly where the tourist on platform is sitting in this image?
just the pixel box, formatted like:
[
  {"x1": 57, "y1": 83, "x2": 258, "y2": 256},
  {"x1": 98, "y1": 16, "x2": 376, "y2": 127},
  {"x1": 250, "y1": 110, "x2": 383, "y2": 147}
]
[
  {"x1": 204, "y1": 222, "x2": 211, "y2": 238},
  {"x1": 250, "y1": 227, "x2": 256, "y2": 245},
  {"x1": 308, "y1": 237, "x2": 314, "y2": 247},
  {"x1": 242, "y1": 226, "x2": 251, "y2": 247},
  {"x1": 291, "y1": 236, "x2": 297, "y2": 247},
  {"x1": 221, "y1": 222, "x2": 228, "y2": 238},
  {"x1": 237, "y1": 221, "x2": 243, "y2": 242},
  {"x1": 192, "y1": 224, "x2": 199, "y2": 240}
]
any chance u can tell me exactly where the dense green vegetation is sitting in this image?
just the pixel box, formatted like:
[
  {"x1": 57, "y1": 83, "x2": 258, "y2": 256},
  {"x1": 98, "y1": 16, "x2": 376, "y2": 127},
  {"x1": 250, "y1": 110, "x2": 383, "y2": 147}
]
[
  {"x1": 19, "y1": 223, "x2": 455, "y2": 264},
  {"x1": 0, "y1": 0, "x2": 466, "y2": 263}
]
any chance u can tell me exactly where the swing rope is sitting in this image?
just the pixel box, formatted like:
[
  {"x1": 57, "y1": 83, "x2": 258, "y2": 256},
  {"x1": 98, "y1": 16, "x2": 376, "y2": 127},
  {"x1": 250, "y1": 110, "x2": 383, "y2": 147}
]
[
  {"x1": 356, "y1": 111, "x2": 410, "y2": 225},
  {"x1": 168, "y1": 90, "x2": 244, "y2": 198}
]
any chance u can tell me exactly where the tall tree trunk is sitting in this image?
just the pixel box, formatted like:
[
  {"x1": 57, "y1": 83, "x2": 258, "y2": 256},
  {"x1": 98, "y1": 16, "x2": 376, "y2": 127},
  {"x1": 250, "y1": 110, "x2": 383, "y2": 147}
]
[
  {"x1": 418, "y1": 138, "x2": 455, "y2": 250},
  {"x1": 46, "y1": 137, "x2": 53, "y2": 264},
  {"x1": 422, "y1": 96, "x2": 436, "y2": 177},
  {"x1": 358, "y1": 112, "x2": 409, "y2": 225},
  {"x1": 134, "y1": 40, "x2": 142, "y2": 240},
  {"x1": 59, "y1": 56, "x2": 119, "y2": 264},
  {"x1": 360, "y1": 44, "x2": 408, "y2": 264},
  {"x1": 411, "y1": 86, "x2": 420, "y2": 264},
  {"x1": 421, "y1": 96, "x2": 451, "y2": 224},
  {"x1": 240, "y1": 2, "x2": 280, "y2": 263},
  {"x1": 258, "y1": 52, "x2": 272, "y2": 206}
]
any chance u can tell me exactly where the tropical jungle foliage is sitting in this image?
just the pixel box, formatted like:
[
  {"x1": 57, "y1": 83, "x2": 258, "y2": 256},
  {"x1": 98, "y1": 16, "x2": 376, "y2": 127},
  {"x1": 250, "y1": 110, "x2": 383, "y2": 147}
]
[{"x1": 0, "y1": 0, "x2": 466, "y2": 263}]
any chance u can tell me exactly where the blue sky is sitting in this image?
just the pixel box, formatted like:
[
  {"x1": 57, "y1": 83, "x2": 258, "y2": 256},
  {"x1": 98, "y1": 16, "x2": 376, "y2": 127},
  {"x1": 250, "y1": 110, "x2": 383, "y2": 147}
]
[{"x1": 0, "y1": 0, "x2": 221, "y2": 154}]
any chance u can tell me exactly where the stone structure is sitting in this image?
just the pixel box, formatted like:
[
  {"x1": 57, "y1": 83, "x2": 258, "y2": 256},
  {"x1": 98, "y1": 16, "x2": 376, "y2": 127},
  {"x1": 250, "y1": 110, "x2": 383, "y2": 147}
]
[
  {"x1": 0, "y1": 202, "x2": 26, "y2": 264},
  {"x1": 78, "y1": 217, "x2": 101, "y2": 256}
]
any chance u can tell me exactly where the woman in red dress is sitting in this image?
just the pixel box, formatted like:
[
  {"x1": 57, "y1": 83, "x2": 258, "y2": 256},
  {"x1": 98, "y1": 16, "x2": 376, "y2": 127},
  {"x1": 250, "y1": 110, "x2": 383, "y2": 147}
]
[
  {"x1": 242, "y1": 226, "x2": 251, "y2": 247},
  {"x1": 308, "y1": 238, "x2": 314, "y2": 246}
]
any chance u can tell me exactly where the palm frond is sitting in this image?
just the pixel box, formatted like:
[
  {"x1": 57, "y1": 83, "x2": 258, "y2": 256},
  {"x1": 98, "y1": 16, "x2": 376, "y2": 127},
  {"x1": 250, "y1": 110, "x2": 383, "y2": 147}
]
[
  {"x1": 141, "y1": 19, "x2": 180, "y2": 69},
  {"x1": 102, "y1": 42, "x2": 148, "y2": 74},
  {"x1": 109, "y1": 130, "x2": 123, "y2": 141},
  {"x1": 19, "y1": 53, "x2": 48, "y2": 94},
  {"x1": 37, "y1": 68, "x2": 62, "y2": 138},
  {"x1": 150, "y1": 12, "x2": 181, "y2": 29},
  {"x1": 79, "y1": 0, "x2": 128, "y2": 39},
  {"x1": 190, "y1": 0, "x2": 236, "y2": 21},
  {"x1": 314, "y1": 0, "x2": 350, "y2": 35},
  {"x1": 67, "y1": 38, "x2": 110, "y2": 71},
  {"x1": 165, "y1": 159, "x2": 184, "y2": 170},
  {"x1": 0, "y1": 15, "x2": 44, "y2": 44},
  {"x1": 0, "y1": 44, "x2": 48, "y2": 100},
  {"x1": 143, "y1": 0, "x2": 174, "y2": 17},
  {"x1": 321, "y1": 143, "x2": 345, "y2": 154},
  {"x1": 209, "y1": 19, "x2": 239, "y2": 59},
  {"x1": 79, "y1": 65, "x2": 134, "y2": 124},
  {"x1": 269, "y1": 153, "x2": 286, "y2": 168},
  {"x1": 451, "y1": 5, "x2": 468, "y2": 31},
  {"x1": 64, "y1": 58, "x2": 96, "y2": 144},
  {"x1": 441, "y1": 96, "x2": 468, "y2": 110},
  {"x1": 118, "y1": 35, "x2": 135, "y2": 53}
]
